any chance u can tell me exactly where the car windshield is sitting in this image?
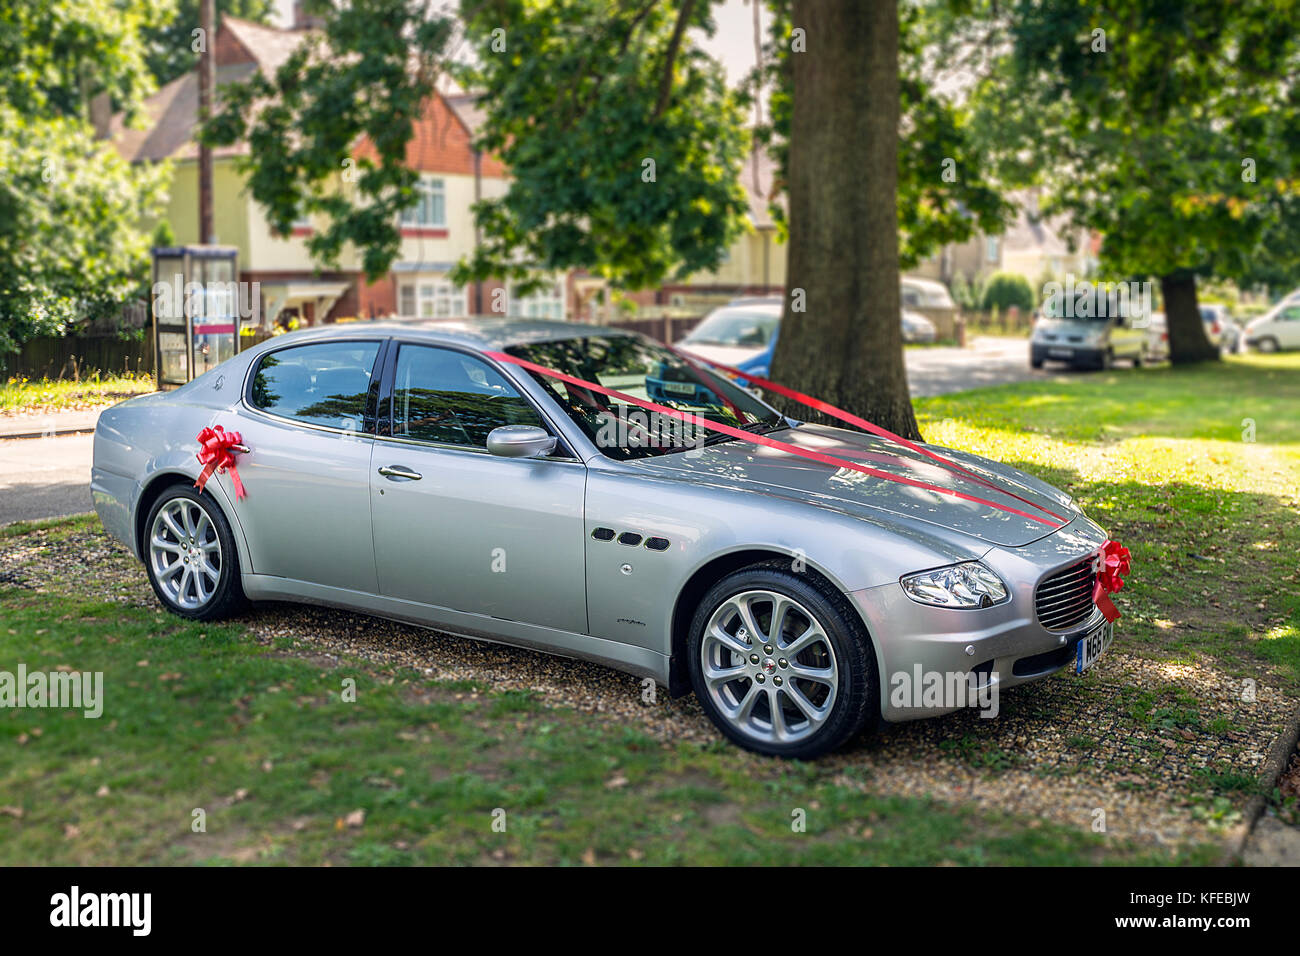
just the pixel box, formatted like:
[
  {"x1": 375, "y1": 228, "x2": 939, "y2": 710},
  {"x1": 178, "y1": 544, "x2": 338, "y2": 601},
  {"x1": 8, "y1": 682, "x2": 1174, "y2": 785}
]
[
  {"x1": 506, "y1": 335, "x2": 786, "y2": 460},
  {"x1": 682, "y1": 308, "x2": 781, "y2": 347}
]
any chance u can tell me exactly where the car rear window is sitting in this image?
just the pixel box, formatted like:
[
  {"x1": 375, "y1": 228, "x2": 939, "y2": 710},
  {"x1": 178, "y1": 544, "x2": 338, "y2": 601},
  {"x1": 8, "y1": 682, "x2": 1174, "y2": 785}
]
[{"x1": 249, "y1": 341, "x2": 381, "y2": 431}]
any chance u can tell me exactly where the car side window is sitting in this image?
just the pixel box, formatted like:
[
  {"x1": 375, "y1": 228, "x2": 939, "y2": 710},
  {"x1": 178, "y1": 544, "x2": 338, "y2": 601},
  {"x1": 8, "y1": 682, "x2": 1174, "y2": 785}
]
[
  {"x1": 249, "y1": 341, "x2": 381, "y2": 431},
  {"x1": 391, "y1": 345, "x2": 545, "y2": 447}
]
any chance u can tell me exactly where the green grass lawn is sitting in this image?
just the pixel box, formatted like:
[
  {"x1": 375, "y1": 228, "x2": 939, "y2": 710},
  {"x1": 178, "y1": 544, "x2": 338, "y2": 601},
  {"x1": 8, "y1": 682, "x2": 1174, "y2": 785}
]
[
  {"x1": 2, "y1": 353, "x2": 1297, "y2": 865},
  {"x1": 1, "y1": 372, "x2": 155, "y2": 415}
]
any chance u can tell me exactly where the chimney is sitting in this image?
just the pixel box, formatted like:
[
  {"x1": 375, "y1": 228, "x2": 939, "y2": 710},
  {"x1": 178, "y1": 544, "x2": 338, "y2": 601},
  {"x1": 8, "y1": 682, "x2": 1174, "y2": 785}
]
[{"x1": 293, "y1": 1, "x2": 326, "y2": 29}]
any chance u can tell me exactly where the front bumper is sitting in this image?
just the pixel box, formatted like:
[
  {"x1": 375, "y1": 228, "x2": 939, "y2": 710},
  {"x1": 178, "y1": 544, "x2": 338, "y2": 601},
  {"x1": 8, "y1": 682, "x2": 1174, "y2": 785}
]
[
  {"x1": 1032, "y1": 342, "x2": 1104, "y2": 366},
  {"x1": 851, "y1": 516, "x2": 1109, "y2": 721}
]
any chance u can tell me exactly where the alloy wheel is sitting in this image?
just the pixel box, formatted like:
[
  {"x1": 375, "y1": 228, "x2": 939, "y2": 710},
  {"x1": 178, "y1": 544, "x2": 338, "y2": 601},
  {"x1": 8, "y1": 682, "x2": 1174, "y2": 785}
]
[
  {"x1": 699, "y1": 589, "x2": 840, "y2": 745},
  {"x1": 149, "y1": 497, "x2": 222, "y2": 610}
]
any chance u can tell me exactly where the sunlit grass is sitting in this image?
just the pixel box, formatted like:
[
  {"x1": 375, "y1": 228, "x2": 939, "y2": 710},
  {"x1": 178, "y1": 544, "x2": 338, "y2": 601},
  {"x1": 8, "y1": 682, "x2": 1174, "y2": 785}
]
[{"x1": 1, "y1": 372, "x2": 154, "y2": 414}]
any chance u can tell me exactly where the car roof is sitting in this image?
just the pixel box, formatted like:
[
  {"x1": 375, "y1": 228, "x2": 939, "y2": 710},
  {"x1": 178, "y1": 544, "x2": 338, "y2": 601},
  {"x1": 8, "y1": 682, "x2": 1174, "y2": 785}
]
[
  {"x1": 253, "y1": 318, "x2": 638, "y2": 352},
  {"x1": 708, "y1": 302, "x2": 783, "y2": 315}
]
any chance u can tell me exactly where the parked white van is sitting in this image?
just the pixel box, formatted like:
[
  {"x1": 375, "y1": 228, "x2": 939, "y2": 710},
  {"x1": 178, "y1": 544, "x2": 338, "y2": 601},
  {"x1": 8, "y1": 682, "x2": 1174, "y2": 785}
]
[{"x1": 1245, "y1": 294, "x2": 1300, "y2": 352}]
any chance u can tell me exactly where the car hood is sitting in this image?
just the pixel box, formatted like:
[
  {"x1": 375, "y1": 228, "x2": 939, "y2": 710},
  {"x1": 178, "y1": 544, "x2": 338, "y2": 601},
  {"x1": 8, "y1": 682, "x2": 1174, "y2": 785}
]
[
  {"x1": 677, "y1": 342, "x2": 767, "y2": 367},
  {"x1": 632, "y1": 423, "x2": 1078, "y2": 548}
]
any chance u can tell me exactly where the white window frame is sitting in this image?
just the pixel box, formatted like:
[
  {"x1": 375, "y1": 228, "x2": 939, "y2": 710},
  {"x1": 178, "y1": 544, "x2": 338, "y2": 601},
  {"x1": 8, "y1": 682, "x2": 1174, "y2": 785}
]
[
  {"x1": 506, "y1": 280, "x2": 566, "y2": 321},
  {"x1": 401, "y1": 176, "x2": 447, "y2": 228},
  {"x1": 398, "y1": 278, "x2": 467, "y2": 319}
]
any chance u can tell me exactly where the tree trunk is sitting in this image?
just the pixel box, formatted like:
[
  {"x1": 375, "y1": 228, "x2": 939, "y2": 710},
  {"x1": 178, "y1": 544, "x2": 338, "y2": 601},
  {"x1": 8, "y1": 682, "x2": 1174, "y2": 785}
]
[
  {"x1": 1160, "y1": 271, "x2": 1218, "y2": 365},
  {"x1": 768, "y1": 0, "x2": 919, "y2": 439}
]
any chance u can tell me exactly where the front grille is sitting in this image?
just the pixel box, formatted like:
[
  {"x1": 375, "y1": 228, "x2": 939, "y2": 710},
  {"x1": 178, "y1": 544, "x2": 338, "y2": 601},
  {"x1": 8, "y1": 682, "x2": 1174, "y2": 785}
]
[{"x1": 1035, "y1": 557, "x2": 1097, "y2": 631}]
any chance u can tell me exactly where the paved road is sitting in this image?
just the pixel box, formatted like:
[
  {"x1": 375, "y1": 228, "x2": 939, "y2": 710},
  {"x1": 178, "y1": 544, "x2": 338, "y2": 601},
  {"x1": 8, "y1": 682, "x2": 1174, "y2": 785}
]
[
  {"x1": 0, "y1": 433, "x2": 95, "y2": 525},
  {"x1": 907, "y1": 336, "x2": 1043, "y2": 397},
  {"x1": 0, "y1": 337, "x2": 1051, "y2": 525}
]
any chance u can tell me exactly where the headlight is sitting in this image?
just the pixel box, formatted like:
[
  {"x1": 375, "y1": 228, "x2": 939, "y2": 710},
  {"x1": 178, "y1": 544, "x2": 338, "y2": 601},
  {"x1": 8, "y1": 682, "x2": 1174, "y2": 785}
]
[{"x1": 900, "y1": 562, "x2": 1009, "y2": 609}]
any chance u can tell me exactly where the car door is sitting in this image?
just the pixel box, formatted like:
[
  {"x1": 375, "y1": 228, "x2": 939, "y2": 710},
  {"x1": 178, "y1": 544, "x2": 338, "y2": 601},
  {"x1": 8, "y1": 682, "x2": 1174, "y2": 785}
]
[
  {"x1": 369, "y1": 341, "x2": 587, "y2": 634},
  {"x1": 235, "y1": 337, "x2": 385, "y2": 592}
]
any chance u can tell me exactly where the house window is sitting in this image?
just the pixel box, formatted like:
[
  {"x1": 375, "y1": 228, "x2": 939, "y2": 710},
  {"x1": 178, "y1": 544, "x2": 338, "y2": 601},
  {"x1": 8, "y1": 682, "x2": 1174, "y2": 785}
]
[
  {"x1": 401, "y1": 176, "x2": 446, "y2": 227},
  {"x1": 507, "y1": 281, "x2": 565, "y2": 321},
  {"x1": 985, "y1": 237, "x2": 1000, "y2": 263},
  {"x1": 399, "y1": 279, "x2": 467, "y2": 318}
]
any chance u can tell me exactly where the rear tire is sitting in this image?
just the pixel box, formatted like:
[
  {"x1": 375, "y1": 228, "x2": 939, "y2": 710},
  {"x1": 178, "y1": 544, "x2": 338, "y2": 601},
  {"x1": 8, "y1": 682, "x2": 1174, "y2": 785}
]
[
  {"x1": 144, "y1": 485, "x2": 246, "y2": 621},
  {"x1": 687, "y1": 563, "x2": 877, "y2": 759}
]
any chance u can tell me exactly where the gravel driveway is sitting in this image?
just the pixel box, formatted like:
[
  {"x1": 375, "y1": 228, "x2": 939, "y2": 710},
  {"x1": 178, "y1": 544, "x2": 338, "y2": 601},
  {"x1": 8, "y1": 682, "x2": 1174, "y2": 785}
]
[{"x1": 3, "y1": 520, "x2": 1293, "y2": 850}]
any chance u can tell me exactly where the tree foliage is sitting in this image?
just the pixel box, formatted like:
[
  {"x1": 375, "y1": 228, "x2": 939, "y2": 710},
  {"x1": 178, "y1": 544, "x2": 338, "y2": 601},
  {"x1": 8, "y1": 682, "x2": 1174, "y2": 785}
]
[
  {"x1": 964, "y1": 0, "x2": 1300, "y2": 359},
  {"x1": 452, "y1": 0, "x2": 751, "y2": 293},
  {"x1": 0, "y1": 0, "x2": 162, "y2": 122},
  {"x1": 0, "y1": 0, "x2": 169, "y2": 355}
]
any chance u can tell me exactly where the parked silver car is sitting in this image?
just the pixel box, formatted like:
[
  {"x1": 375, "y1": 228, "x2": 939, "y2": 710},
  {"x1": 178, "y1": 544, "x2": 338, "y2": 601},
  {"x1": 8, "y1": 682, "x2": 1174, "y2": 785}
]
[
  {"x1": 92, "y1": 320, "x2": 1115, "y2": 758},
  {"x1": 1030, "y1": 314, "x2": 1148, "y2": 369}
]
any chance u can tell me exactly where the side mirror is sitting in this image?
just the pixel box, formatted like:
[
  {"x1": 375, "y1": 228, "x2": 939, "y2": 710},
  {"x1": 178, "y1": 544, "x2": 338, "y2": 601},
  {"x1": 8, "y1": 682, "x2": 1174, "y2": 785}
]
[{"x1": 486, "y1": 425, "x2": 558, "y2": 459}]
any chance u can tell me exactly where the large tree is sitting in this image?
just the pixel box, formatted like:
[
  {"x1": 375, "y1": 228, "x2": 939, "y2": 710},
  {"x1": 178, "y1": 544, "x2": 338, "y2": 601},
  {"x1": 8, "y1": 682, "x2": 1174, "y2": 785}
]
[
  {"x1": 966, "y1": 0, "x2": 1300, "y2": 363},
  {"x1": 766, "y1": 1, "x2": 911, "y2": 434},
  {"x1": 758, "y1": 0, "x2": 1007, "y2": 437},
  {"x1": 0, "y1": 0, "x2": 168, "y2": 356}
]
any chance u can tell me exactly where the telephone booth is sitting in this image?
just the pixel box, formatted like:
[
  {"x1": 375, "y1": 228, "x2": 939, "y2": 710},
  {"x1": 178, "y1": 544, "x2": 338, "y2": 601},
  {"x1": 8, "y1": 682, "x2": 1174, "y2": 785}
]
[{"x1": 151, "y1": 245, "x2": 243, "y2": 387}]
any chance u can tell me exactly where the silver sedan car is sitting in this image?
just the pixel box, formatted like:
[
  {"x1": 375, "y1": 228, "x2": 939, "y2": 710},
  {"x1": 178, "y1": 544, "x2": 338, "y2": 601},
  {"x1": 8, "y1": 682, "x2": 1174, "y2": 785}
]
[{"x1": 92, "y1": 320, "x2": 1114, "y2": 758}]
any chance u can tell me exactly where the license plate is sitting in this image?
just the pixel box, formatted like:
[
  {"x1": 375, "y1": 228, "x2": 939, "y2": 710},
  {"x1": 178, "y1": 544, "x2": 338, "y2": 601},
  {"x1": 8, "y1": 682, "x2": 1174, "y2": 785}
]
[
  {"x1": 1048, "y1": 348, "x2": 1074, "y2": 358},
  {"x1": 1075, "y1": 620, "x2": 1113, "y2": 674},
  {"x1": 660, "y1": 381, "x2": 696, "y2": 396}
]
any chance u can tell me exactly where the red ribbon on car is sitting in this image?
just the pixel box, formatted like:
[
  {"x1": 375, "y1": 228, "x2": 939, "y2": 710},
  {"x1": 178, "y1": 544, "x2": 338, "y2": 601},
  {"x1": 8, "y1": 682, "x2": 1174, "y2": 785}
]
[
  {"x1": 194, "y1": 425, "x2": 247, "y2": 500},
  {"x1": 674, "y1": 348, "x2": 1069, "y2": 526},
  {"x1": 485, "y1": 350, "x2": 1067, "y2": 528},
  {"x1": 1092, "y1": 539, "x2": 1131, "y2": 623}
]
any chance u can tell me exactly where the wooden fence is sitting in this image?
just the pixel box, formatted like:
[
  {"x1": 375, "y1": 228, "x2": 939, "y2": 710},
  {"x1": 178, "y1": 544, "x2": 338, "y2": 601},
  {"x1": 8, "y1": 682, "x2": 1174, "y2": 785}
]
[{"x1": 2, "y1": 334, "x2": 153, "y2": 380}]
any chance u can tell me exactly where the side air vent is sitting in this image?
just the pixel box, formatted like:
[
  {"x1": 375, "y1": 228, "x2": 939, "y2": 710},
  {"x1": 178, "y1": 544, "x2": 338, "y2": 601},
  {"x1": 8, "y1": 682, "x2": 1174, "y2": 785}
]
[
  {"x1": 591, "y1": 528, "x2": 615, "y2": 541},
  {"x1": 617, "y1": 532, "x2": 643, "y2": 546},
  {"x1": 644, "y1": 537, "x2": 670, "y2": 551}
]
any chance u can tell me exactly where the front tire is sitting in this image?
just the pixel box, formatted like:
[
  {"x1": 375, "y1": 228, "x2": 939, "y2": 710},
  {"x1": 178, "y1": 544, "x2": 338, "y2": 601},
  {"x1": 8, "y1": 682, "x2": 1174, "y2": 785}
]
[
  {"x1": 144, "y1": 485, "x2": 246, "y2": 620},
  {"x1": 687, "y1": 564, "x2": 877, "y2": 758},
  {"x1": 1256, "y1": 336, "x2": 1279, "y2": 353}
]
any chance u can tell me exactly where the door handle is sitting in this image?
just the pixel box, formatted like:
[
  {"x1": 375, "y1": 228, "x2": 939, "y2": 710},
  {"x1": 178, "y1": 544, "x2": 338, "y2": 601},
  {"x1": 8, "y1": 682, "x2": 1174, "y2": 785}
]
[{"x1": 378, "y1": 465, "x2": 422, "y2": 481}]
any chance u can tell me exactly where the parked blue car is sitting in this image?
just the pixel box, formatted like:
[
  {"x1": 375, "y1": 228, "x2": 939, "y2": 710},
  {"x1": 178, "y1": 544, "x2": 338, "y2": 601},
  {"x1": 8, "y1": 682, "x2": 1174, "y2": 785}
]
[{"x1": 677, "y1": 299, "x2": 937, "y2": 383}]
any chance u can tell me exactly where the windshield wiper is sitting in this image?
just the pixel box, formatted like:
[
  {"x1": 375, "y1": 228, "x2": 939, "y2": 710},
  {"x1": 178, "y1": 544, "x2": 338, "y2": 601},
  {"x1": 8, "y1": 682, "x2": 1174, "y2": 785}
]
[{"x1": 700, "y1": 418, "x2": 786, "y2": 446}]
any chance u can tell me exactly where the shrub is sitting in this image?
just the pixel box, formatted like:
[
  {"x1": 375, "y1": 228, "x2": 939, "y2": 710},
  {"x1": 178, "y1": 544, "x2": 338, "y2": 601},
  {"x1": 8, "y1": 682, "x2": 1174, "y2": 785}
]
[{"x1": 981, "y1": 272, "x2": 1035, "y2": 312}]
